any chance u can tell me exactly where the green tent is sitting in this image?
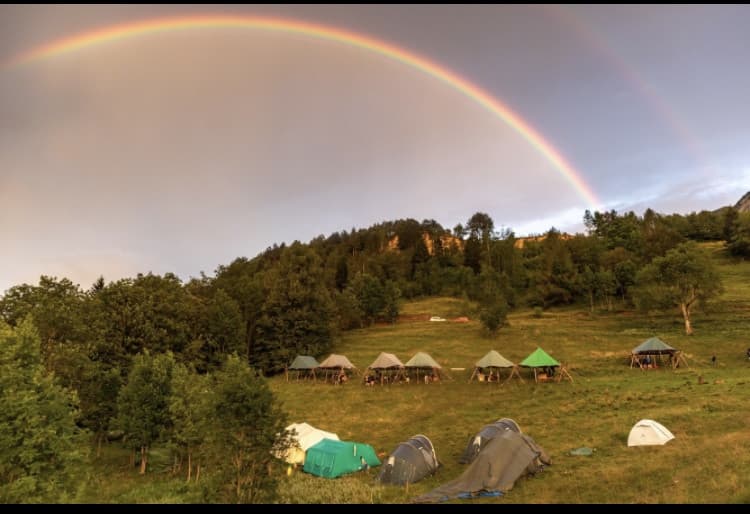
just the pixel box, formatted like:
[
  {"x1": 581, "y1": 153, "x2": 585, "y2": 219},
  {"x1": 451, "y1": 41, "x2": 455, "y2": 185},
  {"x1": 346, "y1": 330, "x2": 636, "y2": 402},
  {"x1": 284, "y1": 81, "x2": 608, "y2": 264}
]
[
  {"x1": 303, "y1": 438, "x2": 381, "y2": 478},
  {"x1": 520, "y1": 347, "x2": 560, "y2": 368},
  {"x1": 405, "y1": 352, "x2": 442, "y2": 369},
  {"x1": 632, "y1": 337, "x2": 676, "y2": 354},
  {"x1": 289, "y1": 355, "x2": 320, "y2": 370},
  {"x1": 286, "y1": 355, "x2": 320, "y2": 382},
  {"x1": 469, "y1": 350, "x2": 523, "y2": 383},
  {"x1": 475, "y1": 350, "x2": 514, "y2": 368}
]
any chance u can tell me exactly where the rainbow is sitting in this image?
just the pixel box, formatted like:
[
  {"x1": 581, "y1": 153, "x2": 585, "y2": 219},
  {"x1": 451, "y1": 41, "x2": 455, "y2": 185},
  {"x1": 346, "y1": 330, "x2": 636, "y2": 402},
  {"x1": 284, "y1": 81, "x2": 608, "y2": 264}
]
[{"x1": 10, "y1": 14, "x2": 600, "y2": 208}]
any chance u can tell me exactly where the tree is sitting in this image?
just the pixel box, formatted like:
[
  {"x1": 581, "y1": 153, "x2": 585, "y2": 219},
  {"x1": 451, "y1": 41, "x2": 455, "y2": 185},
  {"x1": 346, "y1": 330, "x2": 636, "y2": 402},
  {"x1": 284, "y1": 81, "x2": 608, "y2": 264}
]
[
  {"x1": 169, "y1": 363, "x2": 211, "y2": 482},
  {"x1": 116, "y1": 351, "x2": 175, "y2": 474},
  {"x1": 208, "y1": 355, "x2": 290, "y2": 503},
  {"x1": 634, "y1": 242, "x2": 723, "y2": 335},
  {"x1": 479, "y1": 297, "x2": 509, "y2": 335},
  {"x1": 0, "y1": 318, "x2": 86, "y2": 503},
  {"x1": 253, "y1": 243, "x2": 335, "y2": 374}
]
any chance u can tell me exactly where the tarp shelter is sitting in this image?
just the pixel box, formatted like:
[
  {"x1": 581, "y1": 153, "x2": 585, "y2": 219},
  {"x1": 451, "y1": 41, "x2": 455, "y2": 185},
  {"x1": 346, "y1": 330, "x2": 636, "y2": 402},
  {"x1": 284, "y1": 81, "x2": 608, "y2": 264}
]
[
  {"x1": 459, "y1": 418, "x2": 522, "y2": 464},
  {"x1": 303, "y1": 438, "x2": 381, "y2": 478},
  {"x1": 520, "y1": 347, "x2": 573, "y2": 383},
  {"x1": 378, "y1": 434, "x2": 439, "y2": 486},
  {"x1": 365, "y1": 352, "x2": 406, "y2": 385},
  {"x1": 469, "y1": 350, "x2": 523, "y2": 384},
  {"x1": 286, "y1": 355, "x2": 320, "y2": 382},
  {"x1": 318, "y1": 354, "x2": 360, "y2": 384},
  {"x1": 277, "y1": 422, "x2": 340, "y2": 465},
  {"x1": 630, "y1": 337, "x2": 689, "y2": 370},
  {"x1": 627, "y1": 419, "x2": 675, "y2": 447},
  {"x1": 405, "y1": 352, "x2": 449, "y2": 383},
  {"x1": 414, "y1": 429, "x2": 550, "y2": 503}
]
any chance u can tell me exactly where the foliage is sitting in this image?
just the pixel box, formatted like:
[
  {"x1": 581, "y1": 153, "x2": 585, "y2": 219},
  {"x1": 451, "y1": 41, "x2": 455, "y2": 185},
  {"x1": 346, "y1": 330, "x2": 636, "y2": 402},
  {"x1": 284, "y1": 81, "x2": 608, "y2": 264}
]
[
  {"x1": 634, "y1": 241, "x2": 723, "y2": 334},
  {"x1": 0, "y1": 318, "x2": 86, "y2": 503},
  {"x1": 116, "y1": 351, "x2": 175, "y2": 473},
  {"x1": 205, "y1": 355, "x2": 290, "y2": 503}
]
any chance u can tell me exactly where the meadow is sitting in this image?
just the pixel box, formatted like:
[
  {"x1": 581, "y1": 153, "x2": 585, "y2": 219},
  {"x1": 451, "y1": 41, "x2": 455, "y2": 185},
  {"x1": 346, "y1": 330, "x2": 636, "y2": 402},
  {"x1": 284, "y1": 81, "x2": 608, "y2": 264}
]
[{"x1": 84, "y1": 243, "x2": 750, "y2": 503}]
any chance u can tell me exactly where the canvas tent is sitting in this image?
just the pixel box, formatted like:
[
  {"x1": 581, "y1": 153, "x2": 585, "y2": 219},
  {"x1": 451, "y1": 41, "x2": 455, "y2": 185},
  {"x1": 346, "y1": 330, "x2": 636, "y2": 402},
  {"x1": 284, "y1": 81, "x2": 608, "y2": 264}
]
[
  {"x1": 469, "y1": 350, "x2": 523, "y2": 384},
  {"x1": 277, "y1": 422, "x2": 340, "y2": 465},
  {"x1": 520, "y1": 347, "x2": 573, "y2": 383},
  {"x1": 627, "y1": 419, "x2": 675, "y2": 447},
  {"x1": 405, "y1": 352, "x2": 449, "y2": 383},
  {"x1": 459, "y1": 418, "x2": 522, "y2": 464},
  {"x1": 414, "y1": 428, "x2": 550, "y2": 503},
  {"x1": 378, "y1": 434, "x2": 439, "y2": 486},
  {"x1": 365, "y1": 352, "x2": 406, "y2": 385},
  {"x1": 318, "y1": 354, "x2": 360, "y2": 383},
  {"x1": 286, "y1": 355, "x2": 320, "y2": 382},
  {"x1": 630, "y1": 337, "x2": 689, "y2": 370},
  {"x1": 303, "y1": 438, "x2": 381, "y2": 478}
]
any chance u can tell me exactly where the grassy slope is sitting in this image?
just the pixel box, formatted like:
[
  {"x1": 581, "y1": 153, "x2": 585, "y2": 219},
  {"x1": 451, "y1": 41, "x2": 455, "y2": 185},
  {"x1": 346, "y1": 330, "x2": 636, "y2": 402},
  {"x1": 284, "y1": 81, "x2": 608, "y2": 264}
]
[{"x1": 86, "y1": 243, "x2": 750, "y2": 503}]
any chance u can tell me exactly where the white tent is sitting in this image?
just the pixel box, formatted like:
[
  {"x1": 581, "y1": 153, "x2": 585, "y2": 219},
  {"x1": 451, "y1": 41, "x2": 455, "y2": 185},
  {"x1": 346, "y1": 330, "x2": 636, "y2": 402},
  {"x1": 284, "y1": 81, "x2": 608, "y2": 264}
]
[
  {"x1": 279, "y1": 422, "x2": 340, "y2": 464},
  {"x1": 627, "y1": 419, "x2": 675, "y2": 447}
]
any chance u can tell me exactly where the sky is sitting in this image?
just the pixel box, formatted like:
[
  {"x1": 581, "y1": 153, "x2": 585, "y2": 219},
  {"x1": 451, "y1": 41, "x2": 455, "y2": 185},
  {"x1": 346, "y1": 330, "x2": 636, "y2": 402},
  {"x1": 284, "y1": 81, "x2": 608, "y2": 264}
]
[{"x1": 2, "y1": 4, "x2": 749, "y2": 293}]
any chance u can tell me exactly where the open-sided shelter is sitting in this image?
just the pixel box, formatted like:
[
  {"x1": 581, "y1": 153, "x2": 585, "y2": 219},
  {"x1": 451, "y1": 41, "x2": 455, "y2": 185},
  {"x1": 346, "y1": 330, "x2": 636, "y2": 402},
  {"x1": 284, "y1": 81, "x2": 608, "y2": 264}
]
[
  {"x1": 630, "y1": 337, "x2": 689, "y2": 370},
  {"x1": 277, "y1": 422, "x2": 339, "y2": 465},
  {"x1": 404, "y1": 352, "x2": 449, "y2": 383},
  {"x1": 378, "y1": 434, "x2": 439, "y2": 485},
  {"x1": 303, "y1": 438, "x2": 381, "y2": 478},
  {"x1": 318, "y1": 353, "x2": 360, "y2": 384},
  {"x1": 627, "y1": 419, "x2": 675, "y2": 446},
  {"x1": 286, "y1": 355, "x2": 320, "y2": 382},
  {"x1": 459, "y1": 418, "x2": 522, "y2": 464},
  {"x1": 520, "y1": 347, "x2": 573, "y2": 383},
  {"x1": 469, "y1": 350, "x2": 523, "y2": 384},
  {"x1": 414, "y1": 428, "x2": 550, "y2": 503},
  {"x1": 364, "y1": 352, "x2": 406, "y2": 385}
]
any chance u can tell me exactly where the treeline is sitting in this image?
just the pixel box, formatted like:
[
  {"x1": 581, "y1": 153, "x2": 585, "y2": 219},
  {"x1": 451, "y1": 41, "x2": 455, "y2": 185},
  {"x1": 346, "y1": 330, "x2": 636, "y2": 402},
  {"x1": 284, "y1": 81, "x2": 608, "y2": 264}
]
[{"x1": 0, "y1": 204, "x2": 744, "y2": 501}]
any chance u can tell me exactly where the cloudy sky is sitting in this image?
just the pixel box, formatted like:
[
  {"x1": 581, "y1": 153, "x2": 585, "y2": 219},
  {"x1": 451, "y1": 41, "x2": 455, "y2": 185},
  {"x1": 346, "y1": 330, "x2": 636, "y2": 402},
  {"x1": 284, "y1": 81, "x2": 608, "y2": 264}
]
[{"x1": 2, "y1": 4, "x2": 749, "y2": 292}]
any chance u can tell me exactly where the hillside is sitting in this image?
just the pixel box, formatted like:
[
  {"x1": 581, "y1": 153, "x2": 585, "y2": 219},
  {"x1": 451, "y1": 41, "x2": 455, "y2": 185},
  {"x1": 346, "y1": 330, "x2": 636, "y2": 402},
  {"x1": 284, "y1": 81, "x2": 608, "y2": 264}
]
[{"x1": 264, "y1": 241, "x2": 750, "y2": 504}]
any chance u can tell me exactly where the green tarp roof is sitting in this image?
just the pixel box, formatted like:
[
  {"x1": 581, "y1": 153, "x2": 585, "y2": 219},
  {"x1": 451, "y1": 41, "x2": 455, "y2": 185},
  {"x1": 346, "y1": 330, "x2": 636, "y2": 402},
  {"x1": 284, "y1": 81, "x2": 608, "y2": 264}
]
[
  {"x1": 303, "y1": 438, "x2": 381, "y2": 478},
  {"x1": 520, "y1": 347, "x2": 560, "y2": 368},
  {"x1": 289, "y1": 355, "x2": 320, "y2": 370},
  {"x1": 632, "y1": 337, "x2": 676, "y2": 354},
  {"x1": 405, "y1": 352, "x2": 442, "y2": 369},
  {"x1": 475, "y1": 350, "x2": 515, "y2": 369},
  {"x1": 368, "y1": 352, "x2": 404, "y2": 369}
]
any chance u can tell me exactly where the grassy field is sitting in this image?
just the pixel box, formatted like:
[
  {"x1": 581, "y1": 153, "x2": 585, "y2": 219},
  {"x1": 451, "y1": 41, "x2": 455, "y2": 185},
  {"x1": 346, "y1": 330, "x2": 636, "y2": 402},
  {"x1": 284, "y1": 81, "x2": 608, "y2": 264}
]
[{"x1": 87, "y1": 243, "x2": 750, "y2": 503}]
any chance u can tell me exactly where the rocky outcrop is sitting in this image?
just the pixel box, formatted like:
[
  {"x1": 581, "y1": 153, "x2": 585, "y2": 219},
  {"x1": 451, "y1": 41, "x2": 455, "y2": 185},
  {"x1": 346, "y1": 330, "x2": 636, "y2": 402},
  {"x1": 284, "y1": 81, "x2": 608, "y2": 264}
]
[{"x1": 735, "y1": 191, "x2": 750, "y2": 212}]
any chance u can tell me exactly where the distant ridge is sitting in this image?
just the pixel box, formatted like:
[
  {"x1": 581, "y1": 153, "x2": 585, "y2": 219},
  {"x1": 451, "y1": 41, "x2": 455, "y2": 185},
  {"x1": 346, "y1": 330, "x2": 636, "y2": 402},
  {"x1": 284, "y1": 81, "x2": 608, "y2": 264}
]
[{"x1": 735, "y1": 191, "x2": 750, "y2": 212}]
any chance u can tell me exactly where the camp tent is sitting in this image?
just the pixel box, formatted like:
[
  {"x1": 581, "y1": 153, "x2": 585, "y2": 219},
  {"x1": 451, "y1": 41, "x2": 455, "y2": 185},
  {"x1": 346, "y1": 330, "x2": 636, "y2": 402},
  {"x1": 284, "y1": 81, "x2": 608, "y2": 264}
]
[
  {"x1": 286, "y1": 355, "x2": 320, "y2": 382},
  {"x1": 459, "y1": 418, "x2": 522, "y2": 464},
  {"x1": 414, "y1": 428, "x2": 550, "y2": 503},
  {"x1": 627, "y1": 419, "x2": 675, "y2": 447},
  {"x1": 277, "y1": 422, "x2": 340, "y2": 465},
  {"x1": 318, "y1": 354, "x2": 360, "y2": 383},
  {"x1": 469, "y1": 350, "x2": 523, "y2": 384},
  {"x1": 405, "y1": 352, "x2": 449, "y2": 383},
  {"x1": 520, "y1": 347, "x2": 573, "y2": 383},
  {"x1": 630, "y1": 337, "x2": 689, "y2": 370},
  {"x1": 365, "y1": 352, "x2": 406, "y2": 385},
  {"x1": 303, "y1": 438, "x2": 381, "y2": 478},
  {"x1": 378, "y1": 434, "x2": 439, "y2": 486}
]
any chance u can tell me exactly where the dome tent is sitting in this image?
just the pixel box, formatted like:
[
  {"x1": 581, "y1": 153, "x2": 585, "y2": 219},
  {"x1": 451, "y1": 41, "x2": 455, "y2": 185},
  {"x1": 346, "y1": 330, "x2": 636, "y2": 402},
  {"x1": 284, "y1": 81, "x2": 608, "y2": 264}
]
[
  {"x1": 459, "y1": 418, "x2": 522, "y2": 464},
  {"x1": 627, "y1": 419, "x2": 675, "y2": 447},
  {"x1": 378, "y1": 434, "x2": 439, "y2": 485}
]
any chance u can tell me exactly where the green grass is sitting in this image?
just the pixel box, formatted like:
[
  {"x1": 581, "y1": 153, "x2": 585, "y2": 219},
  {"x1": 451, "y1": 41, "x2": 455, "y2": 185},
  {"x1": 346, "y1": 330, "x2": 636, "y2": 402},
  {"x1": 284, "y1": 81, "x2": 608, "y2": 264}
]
[{"x1": 84, "y1": 244, "x2": 750, "y2": 503}]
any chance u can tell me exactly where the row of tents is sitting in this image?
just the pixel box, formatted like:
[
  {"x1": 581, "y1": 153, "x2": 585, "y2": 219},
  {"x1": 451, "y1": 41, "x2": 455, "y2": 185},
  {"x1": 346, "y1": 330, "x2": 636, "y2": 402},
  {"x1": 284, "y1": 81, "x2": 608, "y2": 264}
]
[
  {"x1": 287, "y1": 336, "x2": 689, "y2": 385},
  {"x1": 276, "y1": 418, "x2": 549, "y2": 501},
  {"x1": 277, "y1": 417, "x2": 674, "y2": 501},
  {"x1": 287, "y1": 348, "x2": 574, "y2": 385}
]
